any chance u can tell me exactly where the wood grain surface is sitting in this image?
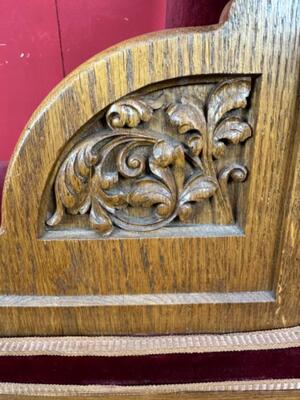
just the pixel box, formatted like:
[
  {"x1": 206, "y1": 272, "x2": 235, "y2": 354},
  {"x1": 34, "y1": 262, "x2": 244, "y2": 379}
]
[{"x1": 0, "y1": 0, "x2": 300, "y2": 336}]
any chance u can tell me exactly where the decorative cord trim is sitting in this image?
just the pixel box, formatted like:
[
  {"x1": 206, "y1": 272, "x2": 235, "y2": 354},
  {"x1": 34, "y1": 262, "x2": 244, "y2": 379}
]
[
  {"x1": 0, "y1": 379, "x2": 299, "y2": 396},
  {"x1": 0, "y1": 326, "x2": 299, "y2": 357}
]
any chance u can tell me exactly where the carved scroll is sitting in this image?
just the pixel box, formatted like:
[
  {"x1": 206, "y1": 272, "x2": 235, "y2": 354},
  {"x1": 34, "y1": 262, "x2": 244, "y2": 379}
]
[{"x1": 47, "y1": 78, "x2": 253, "y2": 235}]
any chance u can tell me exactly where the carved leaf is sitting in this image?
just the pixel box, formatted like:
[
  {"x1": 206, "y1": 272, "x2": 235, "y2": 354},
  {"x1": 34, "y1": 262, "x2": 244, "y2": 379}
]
[
  {"x1": 47, "y1": 142, "x2": 99, "y2": 226},
  {"x1": 106, "y1": 93, "x2": 164, "y2": 129},
  {"x1": 178, "y1": 175, "x2": 218, "y2": 222},
  {"x1": 207, "y1": 78, "x2": 251, "y2": 128},
  {"x1": 148, "y1": 162, "x2": 177, "y2": 207},
  {"x1": 127, "y1": 178, "x2": 173, "y2": 217},
  {"x1": 89, "y1": 198, "x2": 113, "y2": 235},
  {"x1": 167, "y1": 96, "x2": 206, "y2": 135},
  {"x1": 213, "y1": 117, "x2": 252, "y2": 158},
  {"x1": 180, "y1": 175, "x2": 218, "y2": 204}
]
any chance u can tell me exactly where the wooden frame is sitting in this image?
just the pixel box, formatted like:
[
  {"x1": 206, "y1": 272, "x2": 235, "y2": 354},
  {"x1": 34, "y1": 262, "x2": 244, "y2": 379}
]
[
  {"x1": 0, "y1": 2, "x2": 300, "y2": 398},
  {"x1": 0, "y1": 0, "x2": 300, "y2": 339}
]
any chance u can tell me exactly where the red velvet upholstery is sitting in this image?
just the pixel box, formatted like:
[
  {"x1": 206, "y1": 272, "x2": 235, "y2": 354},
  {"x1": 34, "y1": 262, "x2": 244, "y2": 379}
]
[
  {"x1": 166, "y1": 0, "x2": 229, "y2": 28},
  {"x1": 0, "y1": 348, "x2": 299, "y2": 385}
]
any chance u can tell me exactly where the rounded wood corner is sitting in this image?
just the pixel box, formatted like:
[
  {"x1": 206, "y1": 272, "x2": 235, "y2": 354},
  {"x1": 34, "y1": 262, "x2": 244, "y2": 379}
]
[{"x1": 0, "y1": 0, "x2": 271, "y2": 240}]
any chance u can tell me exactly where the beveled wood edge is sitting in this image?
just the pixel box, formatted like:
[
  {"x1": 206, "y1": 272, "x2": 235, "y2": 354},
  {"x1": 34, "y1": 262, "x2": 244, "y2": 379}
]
[
  {"x1": 0, "y1": 379, "x2": 300, "y2": 397},
  {"x1": 0, "y1": 290, "x2": 273, "y2": 307},
  {"x1": 0, "y1": 325, "x2": 299, "y2": 357}
]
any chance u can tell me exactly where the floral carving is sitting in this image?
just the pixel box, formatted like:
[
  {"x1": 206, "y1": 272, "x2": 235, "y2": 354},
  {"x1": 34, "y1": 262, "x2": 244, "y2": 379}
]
[
  {"x1": 106, "y1": 93, "x2": 165, "y2": 129},
  {"x1": 47, "y1": 78, "x2": 253, "y2": 235}
]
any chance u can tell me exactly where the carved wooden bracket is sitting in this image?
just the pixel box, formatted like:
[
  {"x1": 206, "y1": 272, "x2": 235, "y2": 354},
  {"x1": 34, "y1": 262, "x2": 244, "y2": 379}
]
[{"x1": 47, "y1": 77, "x2": 252, "y2": 236}]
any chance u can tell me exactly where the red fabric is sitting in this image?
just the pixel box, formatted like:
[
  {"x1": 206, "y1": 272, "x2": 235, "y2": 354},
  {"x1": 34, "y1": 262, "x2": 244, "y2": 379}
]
[
  {"x1": 0, "y1": 162, "x2": 8, "y2": 221},
  {"x1": 0, "y1": 0, "x2": 64, "y2": 161},
  {"x1": 0, "y1": 348, "x2": 299, "y2": 385},
  {"x1": 57, "y1": 0, "x2": 167, "y2": 75},
  {"x1": 166, "y1": 0, "x2": 229, "y2": 28},
  {"x1": 0, "y1": 0, "x2": 167, "y2": 161}
]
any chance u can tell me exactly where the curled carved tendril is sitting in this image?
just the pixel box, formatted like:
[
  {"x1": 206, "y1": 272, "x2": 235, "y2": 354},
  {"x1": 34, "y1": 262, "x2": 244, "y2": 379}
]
[
  {"x1": 117, "y1": 140, "x2": 153, "y2": 178},
  {"x1": 218, "y1": 164, "x2": 248, "y2": 194}
]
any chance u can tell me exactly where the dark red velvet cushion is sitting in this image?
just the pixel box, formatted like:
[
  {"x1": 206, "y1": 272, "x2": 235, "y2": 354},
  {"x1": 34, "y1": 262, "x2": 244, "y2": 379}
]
[
  {"x1": 0, "y1": 348, "x2": 299, "y2": 385},
  {"x1": 166, "y1": 0, "x2": 229, "y2": 28}
]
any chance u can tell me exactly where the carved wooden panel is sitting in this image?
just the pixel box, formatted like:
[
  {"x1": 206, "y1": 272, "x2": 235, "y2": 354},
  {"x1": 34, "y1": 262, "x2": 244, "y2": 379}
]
[
  {"x1": 0, "y1": 0, "x2": 300, "y2": 337},
  {"x1": 46, "y1": 77, "x2": 255, "y2": 237}
]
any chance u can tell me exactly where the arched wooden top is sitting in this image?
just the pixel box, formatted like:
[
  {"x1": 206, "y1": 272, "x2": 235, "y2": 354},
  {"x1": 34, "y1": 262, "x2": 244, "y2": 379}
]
[
  {"x1": 0, "y1": 0, "x2": 262, "y2": 236},
  {"x1": 0, "y1": 0, "x2": 299, "y2": 337}
]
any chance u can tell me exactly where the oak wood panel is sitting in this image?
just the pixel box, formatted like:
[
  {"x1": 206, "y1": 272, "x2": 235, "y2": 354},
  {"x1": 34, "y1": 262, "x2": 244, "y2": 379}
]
[
  {"x1": 0, "y1": 0, "x2": 300, "y2": 336},
  {"x1": 1, "y1": 391, "x2": 300, "y2": 399}
]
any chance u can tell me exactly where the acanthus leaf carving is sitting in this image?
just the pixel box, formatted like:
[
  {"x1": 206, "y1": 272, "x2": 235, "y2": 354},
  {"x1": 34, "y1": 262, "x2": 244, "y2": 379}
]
[
  {"x1": 47, "y1": 141, "x2": 99, "y2": 227},
  {"x1": 178, "y1": 175, "x2": 218, "y2": 222},
  {"x1": 106, "y1": 93, "x2": 164, "y2": 129},
  {"x1": 127, "y1": 178, "x2": 173, "y2": 218},
  {"x1": 207, "y1": 77, "x2": 252, "y2": 128},
  {"x1": 47, "y1": 77, "x2": 254, "y2": 235},
  {"x1": 213, "y1": 117, "x2": 252, "y2": 159}
]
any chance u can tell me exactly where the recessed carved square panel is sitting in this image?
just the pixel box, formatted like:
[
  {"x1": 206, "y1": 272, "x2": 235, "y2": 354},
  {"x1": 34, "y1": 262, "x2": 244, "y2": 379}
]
[{"x1": 45, "y1": 76, "x2": 257, "y2": 237}]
